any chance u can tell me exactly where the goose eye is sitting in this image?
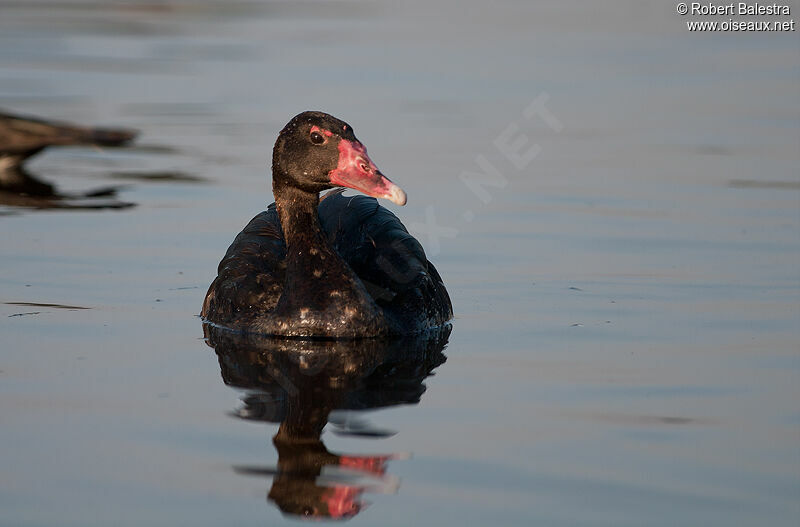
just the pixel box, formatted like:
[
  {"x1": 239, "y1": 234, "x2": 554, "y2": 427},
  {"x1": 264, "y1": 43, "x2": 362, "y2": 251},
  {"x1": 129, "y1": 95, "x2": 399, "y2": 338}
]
[{"x1": 310, "y1": 131, "x2": 325, "y2": 144}]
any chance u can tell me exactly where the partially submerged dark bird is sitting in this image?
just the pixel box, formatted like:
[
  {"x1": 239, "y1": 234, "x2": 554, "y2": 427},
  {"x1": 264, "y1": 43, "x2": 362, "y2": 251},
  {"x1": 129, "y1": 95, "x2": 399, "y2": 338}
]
[
  {"x1": 202, "y1": 111, "x2": 452, "y2": 338},
  {"x1": 0, "y1": 109, "x2": 137, "y2": 195}
]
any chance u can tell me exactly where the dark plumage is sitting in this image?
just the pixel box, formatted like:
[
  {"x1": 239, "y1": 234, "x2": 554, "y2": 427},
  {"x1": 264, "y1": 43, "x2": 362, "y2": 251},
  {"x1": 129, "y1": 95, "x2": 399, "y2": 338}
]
[
  {"x1": 0, "y1": 109, "x2": 137, "y2": 162},
  {"x1": 202, "y1": 111, "x2": 452, "y2": 338},
  {"x1": 0, "y1": 109, "x2": 138, "y2": 195}
]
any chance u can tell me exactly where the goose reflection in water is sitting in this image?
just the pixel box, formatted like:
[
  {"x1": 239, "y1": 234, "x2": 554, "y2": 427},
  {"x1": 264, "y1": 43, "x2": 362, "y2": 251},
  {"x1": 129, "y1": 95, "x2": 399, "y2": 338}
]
[{"x1": 203, "y1": 324, "x2": 452, "y2": 520}]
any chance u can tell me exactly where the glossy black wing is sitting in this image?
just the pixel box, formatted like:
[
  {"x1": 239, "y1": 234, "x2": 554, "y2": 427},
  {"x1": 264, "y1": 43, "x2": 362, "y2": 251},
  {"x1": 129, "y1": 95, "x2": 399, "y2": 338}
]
[
  {"x1": 201, "y1": 204, "x2": 287, "y2": 324},
  {"x1": 318, "y1": 192, "x2": 453, "y2": 332}
]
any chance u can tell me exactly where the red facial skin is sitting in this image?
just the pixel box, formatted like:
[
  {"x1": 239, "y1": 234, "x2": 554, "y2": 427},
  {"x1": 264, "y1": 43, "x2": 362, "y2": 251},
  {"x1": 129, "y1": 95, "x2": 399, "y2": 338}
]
[
  {"x1": 327, "y1": 137, "x2": 407, "y2": 206},
  {"x1": 316, "y1": 453, "x2": 402, "y2": 518},
  {"x1": 310, "y1": 125, "x2": 333, "y2": 138},
  {"x1": 339, "y1": 455, "x2": 393, "y2": 476},
  {"x1": 322, "y1": 485, "x2": 363, "y2": 518}
]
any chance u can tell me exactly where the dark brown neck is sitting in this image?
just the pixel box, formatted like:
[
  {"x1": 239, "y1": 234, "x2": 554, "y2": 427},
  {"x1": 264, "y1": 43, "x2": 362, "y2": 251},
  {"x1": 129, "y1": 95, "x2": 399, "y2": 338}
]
[
  {"x1": 273, "y1": 183, "x2": 343, "y2": 303},
  {"x1": 271, "y1": 181, "x2": 387, "y2": 336},
  {"x1": 273, "y1": 183, "x2": 326, "y2": 251}
]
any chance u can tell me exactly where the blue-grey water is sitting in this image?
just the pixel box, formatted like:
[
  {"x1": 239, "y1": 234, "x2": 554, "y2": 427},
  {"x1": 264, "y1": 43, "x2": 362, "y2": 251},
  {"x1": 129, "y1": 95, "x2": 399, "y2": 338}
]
[{"x1": 1, "y1": 1, "x2": 799, "y2": 525}]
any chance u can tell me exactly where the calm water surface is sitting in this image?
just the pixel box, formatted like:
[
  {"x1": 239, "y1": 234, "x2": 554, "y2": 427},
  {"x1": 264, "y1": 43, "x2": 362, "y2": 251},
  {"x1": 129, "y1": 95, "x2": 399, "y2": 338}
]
[{"x1": 1, "y1": 1, "x2": 798, "y2": 525}]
